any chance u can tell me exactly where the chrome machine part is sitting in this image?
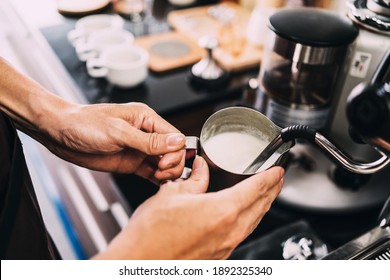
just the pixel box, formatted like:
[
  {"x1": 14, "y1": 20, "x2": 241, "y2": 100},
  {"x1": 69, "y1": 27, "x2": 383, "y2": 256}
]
[
  {"x1": 378, "y1": 193, "x2": 390, "y2": 228},
  {"x1": 314, "y1": 133, "x2": 390, "y2": 174},
  {"x1": 329, "y1": 0, "x2": 390, "y2": 158},
  {"x1": 257, "y1": 8, "x2": 359, "y2": 130},
  {"x1": 243, "y1": 134, "x2": 286, "y2": 174},
  {"x1": 323, "y1": 227, "x2": 390, "y2": 259},
  {"x1": 348, "y1": 0, "x2": 390, "y2": 34},
  {"x1": 273, "y1": 2, "x2": 390, "y2": 213},
  {"x1": 244, "y1": 124, "x2": 390, "y2": 175},
  {"x1": 277, "y1": 142, "x2": 390, "y2": 213}
]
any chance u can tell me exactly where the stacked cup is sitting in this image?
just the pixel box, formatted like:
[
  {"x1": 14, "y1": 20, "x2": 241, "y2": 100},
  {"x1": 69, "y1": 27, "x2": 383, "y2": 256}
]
[{"x1": 68, "y1": 14, "x2": 149, "y2": 88}]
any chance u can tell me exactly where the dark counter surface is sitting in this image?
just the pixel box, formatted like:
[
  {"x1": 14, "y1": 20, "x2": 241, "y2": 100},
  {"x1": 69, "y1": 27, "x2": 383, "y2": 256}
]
[{"x1": 39, "y1": 2, "x2": 258, "y2": 117}]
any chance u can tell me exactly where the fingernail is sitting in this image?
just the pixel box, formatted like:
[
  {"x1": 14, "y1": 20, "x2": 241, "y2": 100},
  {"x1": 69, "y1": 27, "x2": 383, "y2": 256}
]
[
  {"x1": 167, "y1": 133, "x2": 185, "y2": 147},
  {"x1": 193, "y1": 156, "x2": 203, "y2": 171}
]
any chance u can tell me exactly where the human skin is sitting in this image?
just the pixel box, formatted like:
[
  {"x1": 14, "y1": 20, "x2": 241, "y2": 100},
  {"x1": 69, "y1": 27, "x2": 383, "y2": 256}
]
[
  {"x1": 94, "y1": 156, "x2": 284, "y2": 259},
  {"x1": 0, "y1": 57, "x2": 185, "y2": 183},
  {"x1": 0, "y1": 57, "x2": 284, "y2": 259}
]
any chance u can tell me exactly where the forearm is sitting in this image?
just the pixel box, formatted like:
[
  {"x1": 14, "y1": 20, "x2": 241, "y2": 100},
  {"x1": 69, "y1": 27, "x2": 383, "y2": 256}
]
[
  {"x1": 0, "y1": 57, "x2": 73, "y2": 137},
  {"x1": 0, "y1": 57, "x2": 185, "y2": 178}
]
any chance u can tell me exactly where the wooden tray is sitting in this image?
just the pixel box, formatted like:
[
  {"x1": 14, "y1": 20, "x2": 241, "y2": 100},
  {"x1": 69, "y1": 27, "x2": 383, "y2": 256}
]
[
  {"x1": 134, "y1": 31, "x2": 206, "y2": 73},
  {"x1": 167, "y1": 2, "x2": 263, "y2": 72}
]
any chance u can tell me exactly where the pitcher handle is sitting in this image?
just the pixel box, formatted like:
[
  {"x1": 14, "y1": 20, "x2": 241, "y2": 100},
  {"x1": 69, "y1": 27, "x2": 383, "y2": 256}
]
[{"x1": 180, "y1": 136, "x2": 200, "y2": 179}]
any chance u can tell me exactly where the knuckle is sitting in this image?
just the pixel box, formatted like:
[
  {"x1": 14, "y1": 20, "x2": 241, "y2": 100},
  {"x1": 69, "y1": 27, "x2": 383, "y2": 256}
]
[
  {"x1": 148, "y1": 132, "x2": 160, "y2": 154},
  {"x1": 222, "y1": 229, "x2": 246, "y2": 251},
  {"x1": 231, "y1": 231, "x2": 246, "y2": 247},
  {"x1": 218, "y1": 203, "x2": 239, "y2": 226},
  {"x1": 133, "y1": 102, "x2": 148, "y2": 109},
  {"x1": 160, "y1": 180, "x2": 174, "y2": 188},
  {"x1": 167, "y1": 165, "x2": 183, "y2": 180},
  {"x1": 137, "y1": 103, "x2": 154, "y2": 116}
]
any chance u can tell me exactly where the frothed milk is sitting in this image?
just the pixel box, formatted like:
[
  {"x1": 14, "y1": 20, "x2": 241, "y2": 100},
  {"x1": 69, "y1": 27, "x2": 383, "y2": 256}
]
[{"x1": 202, "y1": 131, "x2": 281, "y2": 174}]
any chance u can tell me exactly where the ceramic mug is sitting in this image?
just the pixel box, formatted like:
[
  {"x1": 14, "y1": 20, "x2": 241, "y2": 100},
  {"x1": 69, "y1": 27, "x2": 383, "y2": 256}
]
[
  {"x1": 75, "y1": 28, "x2": 134, "y2": 61},
  {"x1": 67, "y1": 14, "x2": 124, "y2": 47},
  {"x1": 86, "y1": 44, "x2": 149, "y2": 88}
]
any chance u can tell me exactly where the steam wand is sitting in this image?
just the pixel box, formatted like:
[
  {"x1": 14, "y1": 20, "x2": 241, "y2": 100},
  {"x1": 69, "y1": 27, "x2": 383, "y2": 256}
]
[{"x1": 243, "y1": 125, "x2": 390, "y2": 174}]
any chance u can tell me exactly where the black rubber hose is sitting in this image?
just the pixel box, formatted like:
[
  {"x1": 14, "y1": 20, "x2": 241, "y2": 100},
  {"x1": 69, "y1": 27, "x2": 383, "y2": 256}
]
[{"x1": 280, "y1": 125, "x2": 317, "y2": 143}]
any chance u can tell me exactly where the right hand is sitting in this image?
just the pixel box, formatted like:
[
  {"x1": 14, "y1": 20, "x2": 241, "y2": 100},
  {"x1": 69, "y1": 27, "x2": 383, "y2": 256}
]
[{"x1": 95, "y1": 156, "x2": 284, "y2": 260}]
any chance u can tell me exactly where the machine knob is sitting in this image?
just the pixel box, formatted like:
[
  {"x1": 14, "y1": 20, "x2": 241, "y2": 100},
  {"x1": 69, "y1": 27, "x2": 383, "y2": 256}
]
[
  {"x1": 329, "y1": 164, "x2": 372, "y2": 191},
  {"x1": 347, "y1": 82, "x2": 390, "y2": 137}
]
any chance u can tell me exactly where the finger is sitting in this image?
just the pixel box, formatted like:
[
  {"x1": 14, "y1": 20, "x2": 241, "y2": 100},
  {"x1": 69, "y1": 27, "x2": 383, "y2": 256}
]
[
  {"x1": 119, "y1": 102, "x2": 180, "y2": 134},
  {"x1": 220, "y1": 166, "x2": 284, "y2": 212},
  {"x1": 235, "y1": 178, "x2": 284, "y2": 236},
  {"x1": 134, "y1": 160, "x2": 160, "y2": 185},
  {"x1": 123, "y1": 126, "x2": 186, "y2": 155},
  {"x1": 158, "y1": 150, "x2": 185, "y2": 171},
  {"x1": 154, "y1": 153, "x2": 185, "y2": 181},
  {"x1": 154, "y1": 163, "x2": 184, "y2": 181},
  {"x1": 133, "y1": 103, "x2": 180, "y2": 134},
  {"x1": 180, "y1": 156, "x2": 209, "y2": 194}
]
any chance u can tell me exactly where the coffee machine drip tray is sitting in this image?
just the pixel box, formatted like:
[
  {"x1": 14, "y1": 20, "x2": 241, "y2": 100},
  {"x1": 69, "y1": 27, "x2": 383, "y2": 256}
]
[
  {"x1": 277, "y1": 142, "x2": 390, "y2": 213},
  {"x1": 323, "y1": 226, "x2": 390, "y2": 259}
]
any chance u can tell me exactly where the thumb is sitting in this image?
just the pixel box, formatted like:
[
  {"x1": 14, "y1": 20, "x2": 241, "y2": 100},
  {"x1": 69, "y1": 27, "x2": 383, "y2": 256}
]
[
  {"x1": 181, "y1": 156, "x2": 209, "y2": 194},
  {"x1": 128, "y1": 128, "x2": 186, "y2": 155}
]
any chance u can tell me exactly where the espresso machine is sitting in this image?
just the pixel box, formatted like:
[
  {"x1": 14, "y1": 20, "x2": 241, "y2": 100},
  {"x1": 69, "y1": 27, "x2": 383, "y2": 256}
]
[
  {"x1": 227, "y1": 2, "x2": 390, "y2": 260},
  {"x1": 329, "y1": 0, "x2": 390, "y2": 159},
  {"x1": 253, "y1": 2, "x2": 390, "y2": 214}
]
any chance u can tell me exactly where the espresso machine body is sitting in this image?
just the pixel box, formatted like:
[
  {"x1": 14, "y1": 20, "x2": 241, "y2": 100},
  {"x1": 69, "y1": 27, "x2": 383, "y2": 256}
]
[
  {"x1": 328, "y1": 0, "x2": 390, "y2": 160},
  {"x1": 254, "y1": 4, "x2": 390, "y2": 214}
]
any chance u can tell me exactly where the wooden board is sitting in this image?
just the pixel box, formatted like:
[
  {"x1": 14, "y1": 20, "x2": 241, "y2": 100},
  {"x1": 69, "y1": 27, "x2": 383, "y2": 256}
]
[
  {"x1": 134, "y1": 31, "x2": 206, "y2": 73},
  {"x1": 167, "y1": 2, "x2": 263, "y2": 72}
]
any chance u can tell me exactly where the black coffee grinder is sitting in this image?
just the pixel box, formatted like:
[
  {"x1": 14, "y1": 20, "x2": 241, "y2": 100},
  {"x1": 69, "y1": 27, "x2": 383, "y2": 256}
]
[{"x1": 256, "y1": 8, "x2": 359, "y2": 131}]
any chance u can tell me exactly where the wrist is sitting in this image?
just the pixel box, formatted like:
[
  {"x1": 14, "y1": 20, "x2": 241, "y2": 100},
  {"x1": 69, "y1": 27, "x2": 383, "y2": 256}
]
[{"x1": 33, "y1": 92, "x2": 75, "y2": 136}]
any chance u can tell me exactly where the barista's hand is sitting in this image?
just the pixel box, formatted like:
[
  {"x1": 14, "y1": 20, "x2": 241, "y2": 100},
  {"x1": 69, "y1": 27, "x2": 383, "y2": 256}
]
[
  {"x1": 0, "y1": 58, "x2": 185, "y2": 183},
  {"x1": 40, "y1": 102, "x2": 186, "y2": 183},
  {"x1": 94, "y1": 157, "x2": 284, "y2": 260}
]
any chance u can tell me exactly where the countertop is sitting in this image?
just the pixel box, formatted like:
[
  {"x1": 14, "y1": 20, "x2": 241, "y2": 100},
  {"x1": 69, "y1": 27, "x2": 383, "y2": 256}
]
[{"x1": 39, "y1": 0, "x2": 258, "y2": 117}]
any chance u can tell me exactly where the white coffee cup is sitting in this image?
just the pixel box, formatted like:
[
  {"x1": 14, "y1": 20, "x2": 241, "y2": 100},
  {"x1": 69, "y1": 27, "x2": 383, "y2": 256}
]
[
  {"x1": 67, "y1": 14, "x2": 124, "y2": 47},
  {"x1": 87, "y1": 44, "x2": 149, "y2": 88},
  {"x1": 75, "y1": 28, "x2": 134, "y2": 61},
  {"x1": 168, "y1": 0, "x2": 197, "y2": 6}
]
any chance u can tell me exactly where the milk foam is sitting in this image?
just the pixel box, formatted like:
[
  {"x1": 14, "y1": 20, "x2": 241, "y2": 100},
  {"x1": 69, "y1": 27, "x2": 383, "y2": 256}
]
[{"x1": 202, "y1": 131, "x2": 281, "y2": 174}]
